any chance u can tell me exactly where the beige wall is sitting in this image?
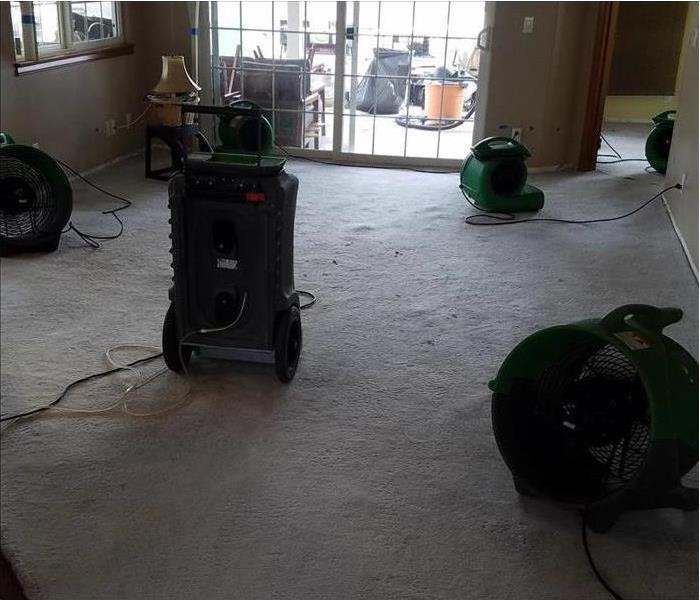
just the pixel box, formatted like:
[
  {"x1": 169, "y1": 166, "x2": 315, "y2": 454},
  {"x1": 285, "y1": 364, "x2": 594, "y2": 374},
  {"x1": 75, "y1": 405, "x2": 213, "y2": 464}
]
[
  {"x1": 665, "y1": 2, "x2": 698, "y2": 271},
  {"x1": 0, "y1": 1, "x2": 190, "y2": 172},
  {"x1": 479, "y1": 2, "x2": 598, "y2": 168},
  {"x1": 603, "y1": 95, "x2": 677, "y2": 123}
]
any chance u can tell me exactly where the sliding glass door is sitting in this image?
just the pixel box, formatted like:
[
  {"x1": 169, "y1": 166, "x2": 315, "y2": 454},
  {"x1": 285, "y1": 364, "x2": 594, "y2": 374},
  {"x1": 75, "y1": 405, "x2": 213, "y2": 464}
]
[{"x1": 208, "y1": 1, "x2": 486, "y2": 164}]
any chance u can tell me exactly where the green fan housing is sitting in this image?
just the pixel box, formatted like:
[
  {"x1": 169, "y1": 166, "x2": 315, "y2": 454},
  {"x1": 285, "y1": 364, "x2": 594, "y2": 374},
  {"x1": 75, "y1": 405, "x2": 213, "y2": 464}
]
[
  {"x1": 216, "y1": 101, "x2": 274, "y2": 155},
  {"x1": 490, "y1": 304, "x2": 698, "y2": 532},
  {"x1": 645, "y1": 110, "x2": 675, "y2": 175},
  {"x1": 0, "y1": 133, "x2": 73, "y2": 255},
  {"x1": 460, "y1": 136, "x2": 544, "y2": 212}
]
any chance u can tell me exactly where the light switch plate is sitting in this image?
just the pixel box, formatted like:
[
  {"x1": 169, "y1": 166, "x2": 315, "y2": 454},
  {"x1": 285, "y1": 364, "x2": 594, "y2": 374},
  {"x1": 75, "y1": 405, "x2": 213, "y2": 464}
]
[{"x1": 523, "y1": 17, "x2": 534, "y2": 34}]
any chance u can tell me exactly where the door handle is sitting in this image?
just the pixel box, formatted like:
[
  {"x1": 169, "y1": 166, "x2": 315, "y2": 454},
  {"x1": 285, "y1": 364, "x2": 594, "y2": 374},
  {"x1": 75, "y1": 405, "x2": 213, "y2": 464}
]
[{"x1": 476, "y1": 26, "x2": 491, "y2": 51}]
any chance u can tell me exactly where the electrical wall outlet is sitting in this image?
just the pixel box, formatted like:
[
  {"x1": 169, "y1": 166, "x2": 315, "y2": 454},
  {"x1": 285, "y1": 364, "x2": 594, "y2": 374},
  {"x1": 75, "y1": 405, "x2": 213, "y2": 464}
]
[
  {"x1": 511, "y1": 128, "x2": 522, "y2": 142},
  {"x1": 523, "y1": 17, "x2": 534, "y2": 34},
  {"x1": 105, "y1": 119, "x2": 116, "y2": 137}
]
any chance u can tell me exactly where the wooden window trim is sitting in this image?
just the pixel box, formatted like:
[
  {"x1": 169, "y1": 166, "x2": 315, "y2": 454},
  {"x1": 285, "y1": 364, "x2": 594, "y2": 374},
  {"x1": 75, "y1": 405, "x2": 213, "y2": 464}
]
[{"x1": 15, "y1": 43, "x2": 134, "y2": 75}]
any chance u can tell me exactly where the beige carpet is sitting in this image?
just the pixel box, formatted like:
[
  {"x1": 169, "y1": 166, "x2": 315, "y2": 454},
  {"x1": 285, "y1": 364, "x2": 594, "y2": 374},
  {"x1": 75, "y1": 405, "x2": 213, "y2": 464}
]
[{"x1": 1, "y1": 153, "x2": 697, "y2": 599}]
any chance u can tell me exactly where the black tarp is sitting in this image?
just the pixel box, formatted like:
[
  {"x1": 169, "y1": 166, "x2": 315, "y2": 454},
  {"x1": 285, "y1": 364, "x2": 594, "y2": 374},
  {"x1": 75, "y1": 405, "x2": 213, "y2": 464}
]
[{"x1": 355, "y1": 49, "x2": 410, "y2": 115}]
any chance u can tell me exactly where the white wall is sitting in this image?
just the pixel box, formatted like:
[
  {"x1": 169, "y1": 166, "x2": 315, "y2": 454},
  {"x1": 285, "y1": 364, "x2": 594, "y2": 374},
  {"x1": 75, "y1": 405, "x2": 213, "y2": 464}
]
[{"x1": 665, "y1": 2, "x2": 699, "y2": 272}]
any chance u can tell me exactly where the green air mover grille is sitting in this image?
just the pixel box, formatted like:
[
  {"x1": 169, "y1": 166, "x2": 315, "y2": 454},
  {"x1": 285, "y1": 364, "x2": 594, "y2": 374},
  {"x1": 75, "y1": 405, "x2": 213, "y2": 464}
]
[
  {"x1": 0, "y1": 135, "x2": 73, "y2": 255},
  {"x1": 491, "y1": 304, "x2": 698, "y2": 532},
  {"x1": 535, "y1": 342, "x2": 651, "y2": 495},
  {"x1": 490, "y1": 158, "x2": 528, "y2": 197},
  {"x1": 1, "y1": 155, "x2": 55, "y2": 239}
]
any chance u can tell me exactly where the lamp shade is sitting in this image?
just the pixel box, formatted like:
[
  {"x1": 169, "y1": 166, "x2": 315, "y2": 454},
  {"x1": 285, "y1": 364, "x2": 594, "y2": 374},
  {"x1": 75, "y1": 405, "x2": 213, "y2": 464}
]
[{"x1": 151, "y1": 55, "x2": 201, "y2": 95}]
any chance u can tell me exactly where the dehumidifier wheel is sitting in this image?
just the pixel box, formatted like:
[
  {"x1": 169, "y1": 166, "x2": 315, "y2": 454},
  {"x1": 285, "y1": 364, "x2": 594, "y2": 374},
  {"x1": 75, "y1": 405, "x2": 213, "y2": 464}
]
[
  {"x1": 274, "y1": 305, "x2": 302, "y2": 383},
  {"x1": 162, "y1": 303, "x2": 192, "y2": 373}
]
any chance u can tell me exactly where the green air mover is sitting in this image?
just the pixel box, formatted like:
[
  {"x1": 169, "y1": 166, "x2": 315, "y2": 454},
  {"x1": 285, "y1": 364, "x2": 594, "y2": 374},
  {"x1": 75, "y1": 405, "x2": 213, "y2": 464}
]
[
  {"x1": 645, "y1": 110, "x2": 676, "y2": 174},
  {"x1": 217, "y1": 100, "x2": 274, "y2": 155},
  {"x1": 490, "y1": 304, "x2": 698, "y2": 532},
  {"x1": 460, "y1": 136, "x2": 544, "y2": 212},
  {"x1": 0, "y1": 132, "x2": 73, "y2": 256}
]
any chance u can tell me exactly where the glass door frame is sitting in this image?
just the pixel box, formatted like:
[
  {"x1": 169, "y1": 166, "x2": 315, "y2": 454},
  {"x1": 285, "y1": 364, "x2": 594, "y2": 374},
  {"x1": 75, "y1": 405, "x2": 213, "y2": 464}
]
[{"x1": 205, "y1": 1, "x2": 489, "y2": 169}]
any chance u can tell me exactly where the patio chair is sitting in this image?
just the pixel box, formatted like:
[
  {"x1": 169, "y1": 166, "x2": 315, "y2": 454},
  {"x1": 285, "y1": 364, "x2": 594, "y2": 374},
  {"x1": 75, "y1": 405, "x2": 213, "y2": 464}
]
[{"x1": 235, "y1": 58, "x2": 326, "y2": 149}]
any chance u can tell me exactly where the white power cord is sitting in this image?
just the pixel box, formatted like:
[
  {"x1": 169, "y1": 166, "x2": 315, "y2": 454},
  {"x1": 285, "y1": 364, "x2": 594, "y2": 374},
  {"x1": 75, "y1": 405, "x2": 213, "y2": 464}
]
[
  {"x1": 115, "y1": 104, "x2": 152, "y2": 130},
  {"x1": 43, "y1": 296, "x2": 249, "y2": 419},
  {"x1": 48, "y1": 344, "x2": 190, "y2": 418},
  {"x1": 1, "y1": 292, "x2": 253, "y2": 426},
  {"x1": 177, "y1": 292, "x2": 249, "y2": 380}
]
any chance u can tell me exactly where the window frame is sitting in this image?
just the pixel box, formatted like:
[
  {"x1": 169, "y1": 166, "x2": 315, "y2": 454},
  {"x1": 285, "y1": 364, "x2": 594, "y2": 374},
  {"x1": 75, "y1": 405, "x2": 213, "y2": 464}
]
[
  {"x1": 13, "y1": 1, "x2": 125, "y2": 64},
  {"x1": 208, "y1": 1, "x2": 484, "y2": 162}
]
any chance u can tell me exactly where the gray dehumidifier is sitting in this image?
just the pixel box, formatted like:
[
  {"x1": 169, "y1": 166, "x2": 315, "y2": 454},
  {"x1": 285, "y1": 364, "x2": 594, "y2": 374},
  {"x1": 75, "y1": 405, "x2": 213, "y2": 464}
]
[{"x1": 163, "y1": 104, "x2": 302, "y2": 382}]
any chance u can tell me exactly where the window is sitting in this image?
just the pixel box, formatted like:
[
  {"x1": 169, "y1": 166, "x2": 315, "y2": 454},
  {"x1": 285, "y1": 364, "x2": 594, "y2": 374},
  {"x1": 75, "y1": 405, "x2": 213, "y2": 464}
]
[{"x1": 11, "y1": 1, "x2": 122, "y2": 63}]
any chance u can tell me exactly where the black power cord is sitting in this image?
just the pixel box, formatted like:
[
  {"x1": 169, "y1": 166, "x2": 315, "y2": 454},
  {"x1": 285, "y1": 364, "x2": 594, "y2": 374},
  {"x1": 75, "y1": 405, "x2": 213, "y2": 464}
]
[
  {"x1": 582, "y1": 508, "x2": 625, "y2": 600},
  {"x1": 55, "y1": 158, "x2": 133, "y2": 248},
  {"x1": 0, "y1": 352, "x2": 162, "y2": 424},
  {"x1": 462, "y1": 184, "x2": 680, "y2": 226},
  {"x1": 596, "y1": 133, "x2": 646, "y2": 165},
  {"x1": 600, "y1": 133, "x2": 622, "y2": 159},
  {"x1": 298, "y1": 289, "x2": 317, "y2": 310},
  {"x1": 597, "y1": 158, "x2": 648, "y2": 165}
]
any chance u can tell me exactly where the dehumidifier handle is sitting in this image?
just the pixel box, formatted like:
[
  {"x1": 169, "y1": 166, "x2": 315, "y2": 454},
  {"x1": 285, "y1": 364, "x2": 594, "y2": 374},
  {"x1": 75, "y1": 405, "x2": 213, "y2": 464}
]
[
  {"x1": 476, "y1": 26, "x2": 490, "y2": 51},
  {"x1": 181, "y1": 103, "x2": 263, "y2": 120},
  {"x1": 600, "y1": 304, "x2": 683, "y2": 339}
]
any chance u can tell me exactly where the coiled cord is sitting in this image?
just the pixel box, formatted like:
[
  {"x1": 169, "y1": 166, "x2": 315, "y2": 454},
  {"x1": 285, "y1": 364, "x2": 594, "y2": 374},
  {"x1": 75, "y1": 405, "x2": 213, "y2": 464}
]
[
  {"x1": 0, "y1": 349, "x2": 163, "y2": 425},
  {"x1": 55, "y1": 158, "x2": 133, "y2": 248}
]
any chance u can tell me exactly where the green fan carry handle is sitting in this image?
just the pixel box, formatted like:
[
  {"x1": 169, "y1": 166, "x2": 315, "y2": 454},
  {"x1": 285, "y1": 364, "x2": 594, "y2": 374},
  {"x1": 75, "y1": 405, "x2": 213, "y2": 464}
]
[
  {"x1": 220, "y1": 100, "x2": 264, "y2": 123},
  {"x1": 0, "y1": 132, "x2": 15, "y2": 146},
  {"x1": 600, "y1": 304, "x2": 682, "y2": 343},
  {"x1": 652, "y1": 110, "x2": 676, "y2": 126},
  {"x1": 228, "y1": 99, "x2": 262, "y2": 112},
  {"x1": 471, "y1": 136, "x2": 531, "y2": 161}
]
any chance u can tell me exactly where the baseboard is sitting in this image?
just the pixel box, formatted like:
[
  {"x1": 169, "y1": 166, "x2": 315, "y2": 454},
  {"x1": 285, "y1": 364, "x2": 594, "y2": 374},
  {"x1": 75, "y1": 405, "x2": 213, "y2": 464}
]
[
  {"x1": 529, "y1": 164, "x2": 572, "y2": 174},
  {"x1": 662, "y1": 195, "x2": 698, "y2": 282},
  {"x1": 68, "y1": 150, "x2": 142, "y2": 178},
  {"x1": 282, "y1": 148, "x2": 463, "y2": 172},
  {"x1": 603, "y1": 118, "x2": 651, "y2": 124}
]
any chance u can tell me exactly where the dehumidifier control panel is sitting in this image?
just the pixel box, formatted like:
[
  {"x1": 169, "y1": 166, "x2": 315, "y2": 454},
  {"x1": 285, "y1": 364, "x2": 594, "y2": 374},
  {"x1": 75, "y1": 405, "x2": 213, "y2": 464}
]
[{"x1": 187, "y1": 175, "x2": 265, "y2": 201}]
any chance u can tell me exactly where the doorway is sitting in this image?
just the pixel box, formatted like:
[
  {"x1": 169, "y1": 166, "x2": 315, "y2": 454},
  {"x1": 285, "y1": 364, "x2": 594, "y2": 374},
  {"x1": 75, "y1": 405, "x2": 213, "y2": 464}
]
[
  {"x1": 579, "y1": 1, "x2": 691, "y2": 171},
  {"x1": 600, "y1": 1, "x2": 690, "y2": 168},
  {"x1": 208, "y1": 1, "x2": 487, "y2": 166}
]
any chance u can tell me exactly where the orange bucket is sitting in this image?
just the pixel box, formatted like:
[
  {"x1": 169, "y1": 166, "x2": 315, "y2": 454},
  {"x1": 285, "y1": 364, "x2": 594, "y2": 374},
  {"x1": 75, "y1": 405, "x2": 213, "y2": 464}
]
[{"x1": 425, "y1": 82, "x2": 465, "y2": 120}]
